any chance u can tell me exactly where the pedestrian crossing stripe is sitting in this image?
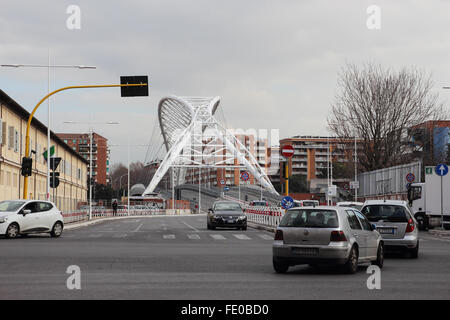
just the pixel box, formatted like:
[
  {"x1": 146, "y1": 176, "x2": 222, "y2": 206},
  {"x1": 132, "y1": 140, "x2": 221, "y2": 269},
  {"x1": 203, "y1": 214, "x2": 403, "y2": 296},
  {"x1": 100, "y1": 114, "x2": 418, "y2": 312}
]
[
  {"x1": 163, "y1": 234, "x2": 176, "y2": 239},
  {"x1": 233, "y1": 234, "x2": 251, "y2": 240},
  {"x1": 210, "y1": 234, "x2": 226, "y2": 240},
  {"x1": 187, "y1": 234, "x2": 201, "y2": 239}
]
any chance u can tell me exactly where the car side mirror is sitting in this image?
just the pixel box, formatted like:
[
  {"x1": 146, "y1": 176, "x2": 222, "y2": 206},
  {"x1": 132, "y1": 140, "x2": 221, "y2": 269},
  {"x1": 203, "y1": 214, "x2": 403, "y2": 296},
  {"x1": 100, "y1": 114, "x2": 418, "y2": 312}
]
[
  {"x1": 371, "y1": 224, "x2": 376, "y2": 231},
  {"x1": 208, "y1": 208, "x2": 213, "y2": 213},
  {"x1": 22, "y1": 209, "x2": 32, "y2": 215}
]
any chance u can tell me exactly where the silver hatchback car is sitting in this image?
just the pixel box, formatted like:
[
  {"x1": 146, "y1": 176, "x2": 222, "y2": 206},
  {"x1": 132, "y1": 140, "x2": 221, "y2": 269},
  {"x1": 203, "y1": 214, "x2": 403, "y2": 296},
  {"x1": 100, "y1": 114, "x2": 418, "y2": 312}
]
[
  {"x1": 361, "y1": 200, "x2": 419, "y2": 258},
  {"x1": 273, "y1": 206, "x2": 384, "y2": 274}
]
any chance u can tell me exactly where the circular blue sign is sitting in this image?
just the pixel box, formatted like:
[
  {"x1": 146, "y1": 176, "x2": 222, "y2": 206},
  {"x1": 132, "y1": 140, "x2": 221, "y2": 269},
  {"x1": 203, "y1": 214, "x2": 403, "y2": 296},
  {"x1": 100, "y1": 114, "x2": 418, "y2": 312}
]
[
  {"x1": 435, "y1": 164, "x2": 449, "y2": 177},
  {"x1": 281, "y1": 196, "x2": 295, "y2": 209},
  {"x1": 224, "y1": 186, "x2": 230, "y2": 192}
]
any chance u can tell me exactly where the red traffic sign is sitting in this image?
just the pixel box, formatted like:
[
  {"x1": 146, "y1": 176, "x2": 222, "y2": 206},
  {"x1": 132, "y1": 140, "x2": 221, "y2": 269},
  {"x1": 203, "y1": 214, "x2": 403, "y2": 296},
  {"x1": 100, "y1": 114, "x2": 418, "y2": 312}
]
[
  {"x1": 406, "y1": 173, "x2": 415, "y2": 183},
  {"x1": 240, "y1": 171, "x2": 250, "y2": 181},
  {"x1": 219, "y1": 179, "x2": 225, "y2": 185},
  {"x1": 281, "y1": 145, "x2": 294, "y2": 158}
]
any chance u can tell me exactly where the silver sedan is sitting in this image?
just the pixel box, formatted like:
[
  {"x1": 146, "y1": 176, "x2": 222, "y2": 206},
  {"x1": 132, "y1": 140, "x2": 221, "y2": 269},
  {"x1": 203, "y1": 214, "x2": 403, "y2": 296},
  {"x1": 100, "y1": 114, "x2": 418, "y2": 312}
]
[{"x1": 272, "y1": 206, "x2": 384, "y2": 274}]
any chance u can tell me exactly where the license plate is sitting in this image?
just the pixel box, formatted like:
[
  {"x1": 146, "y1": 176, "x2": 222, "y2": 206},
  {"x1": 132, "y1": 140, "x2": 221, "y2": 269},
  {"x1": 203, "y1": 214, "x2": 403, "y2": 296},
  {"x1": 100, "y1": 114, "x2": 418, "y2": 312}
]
[
  {"x1": 377, "y1": 228, "x2": 395, "y2": 234},
  {"x1": 227, "y1": 220, "x2": 235, "y2": 223},
  {"x1": 291, "y1": 247, "x2": 318, "y2": 256}
]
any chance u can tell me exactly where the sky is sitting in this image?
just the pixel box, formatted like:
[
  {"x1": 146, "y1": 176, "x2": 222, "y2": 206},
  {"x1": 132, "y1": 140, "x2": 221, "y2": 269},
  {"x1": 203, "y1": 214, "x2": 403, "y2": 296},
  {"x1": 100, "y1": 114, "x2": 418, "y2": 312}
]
[{"x1": 1, "y1": 0, "x2": 450, "y2": 166}]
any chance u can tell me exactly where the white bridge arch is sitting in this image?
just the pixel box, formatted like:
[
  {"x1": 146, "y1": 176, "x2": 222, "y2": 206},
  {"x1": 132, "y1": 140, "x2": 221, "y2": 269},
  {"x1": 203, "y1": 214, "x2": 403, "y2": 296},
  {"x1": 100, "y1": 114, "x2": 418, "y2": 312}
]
[{"x1": 143, "y1": 96, "x2": 278, "y2": 195}]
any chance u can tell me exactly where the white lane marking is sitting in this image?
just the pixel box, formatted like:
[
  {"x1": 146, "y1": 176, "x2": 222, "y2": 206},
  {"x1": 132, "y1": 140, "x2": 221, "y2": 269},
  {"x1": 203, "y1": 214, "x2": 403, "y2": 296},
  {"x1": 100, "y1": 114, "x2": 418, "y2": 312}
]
[
  {"x1": 233, "y1": 234, "x2": 251, "y2": 240},
  {"x1": 210, "y1": 234, "x2": 226, "y2": 240},
  {"x1": 182, "y1": 221, "x2": 200, "y2": 232},
  {"x1": 163, "y1": 234, "x2": 175, "y2": 239},
  {"x1": 87, "y1": 234, "x2": 102, "y2": 238},
  {"x1": 187, "y1": 234, "x2": 201, "y2": 240},
  {"x1": 258, "y1": 234, "x2": 274, "y2": 240},
  {"x1": 112, "y1": 234, "x2": 128, "y2": 238},
  {"x1": 133, "y1": 223, "x2": 143, "y2": 233}
]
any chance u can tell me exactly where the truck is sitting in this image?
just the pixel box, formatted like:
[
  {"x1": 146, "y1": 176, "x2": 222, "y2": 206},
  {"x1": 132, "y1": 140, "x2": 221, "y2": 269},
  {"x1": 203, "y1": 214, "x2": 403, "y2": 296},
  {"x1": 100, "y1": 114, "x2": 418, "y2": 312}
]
[{"x1": 408, "y1": 166, "x2": 450, "y2": 230}]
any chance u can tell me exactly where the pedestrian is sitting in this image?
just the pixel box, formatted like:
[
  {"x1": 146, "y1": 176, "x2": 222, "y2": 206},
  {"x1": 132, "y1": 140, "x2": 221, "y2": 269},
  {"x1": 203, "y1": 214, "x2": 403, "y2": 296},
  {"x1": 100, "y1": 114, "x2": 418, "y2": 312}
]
[{"x1": 112, "y1": 200, "x2": 118, "y2": 217}]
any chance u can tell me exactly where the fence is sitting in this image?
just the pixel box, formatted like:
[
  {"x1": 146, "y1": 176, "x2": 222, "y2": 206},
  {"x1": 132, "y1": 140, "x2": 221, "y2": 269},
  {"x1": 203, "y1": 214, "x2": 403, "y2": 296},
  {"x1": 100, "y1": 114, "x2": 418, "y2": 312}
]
[
  {"x1": 357, "y1": 161, "x2": 422, "y2": 200},
  {"x1": 245, "y1": 206, "x2": 284, "y2": 228}
]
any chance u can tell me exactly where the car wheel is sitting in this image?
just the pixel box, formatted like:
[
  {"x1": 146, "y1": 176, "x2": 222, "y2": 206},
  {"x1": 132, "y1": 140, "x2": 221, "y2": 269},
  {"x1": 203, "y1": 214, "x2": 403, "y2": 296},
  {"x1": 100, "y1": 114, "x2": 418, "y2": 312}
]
[
  {"x1": 273, "y1": 257, "x2": 289, "y2": 274},
  {"x1": 50, "y1": 222, "x2": 63, "y2": 238},
  {"x1": 373, "y1": 244, "x2": 384, "y2": 269},
  {"x1": 415, "y1": 214, "x2": 428, "y2": 231},
  {"x1": 409, "y1": 241, "x2": 419, "y2": 259},
  {"x1": 6, "y1": 223, "x2": 20, "y2": 239},
  {"x1": 344, "y1": 246, "x2": 359, "y2": 274}
]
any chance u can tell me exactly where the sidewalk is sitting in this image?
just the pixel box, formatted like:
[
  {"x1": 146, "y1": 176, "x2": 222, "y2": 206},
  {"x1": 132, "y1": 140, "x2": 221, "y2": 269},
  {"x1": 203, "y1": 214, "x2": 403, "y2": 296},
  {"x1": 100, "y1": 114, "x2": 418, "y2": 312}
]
[{"x1": 428, "y1": 229, "x2": 450, "y2": 240}]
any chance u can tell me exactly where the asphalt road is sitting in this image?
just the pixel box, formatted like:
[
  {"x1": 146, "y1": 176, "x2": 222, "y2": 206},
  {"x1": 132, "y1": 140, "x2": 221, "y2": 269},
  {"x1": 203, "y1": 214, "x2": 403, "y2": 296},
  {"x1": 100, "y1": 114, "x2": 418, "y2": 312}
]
[{"x1": 1, "y1": 215, "x2": 450, "y2": 299}]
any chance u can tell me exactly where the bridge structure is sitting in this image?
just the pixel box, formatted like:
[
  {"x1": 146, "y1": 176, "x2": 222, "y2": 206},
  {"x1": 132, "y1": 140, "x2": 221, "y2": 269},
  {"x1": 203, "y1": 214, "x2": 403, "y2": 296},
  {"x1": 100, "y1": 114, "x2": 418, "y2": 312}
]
[{"x1": 142, "y1": 96, "x2": 278, "y2": 196}]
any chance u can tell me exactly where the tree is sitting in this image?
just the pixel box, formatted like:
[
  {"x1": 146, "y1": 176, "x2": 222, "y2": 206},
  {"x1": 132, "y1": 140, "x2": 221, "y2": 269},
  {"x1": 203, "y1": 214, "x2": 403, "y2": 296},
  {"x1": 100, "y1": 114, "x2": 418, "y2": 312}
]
[{"x1": 328, "y1": 63, "x2": 446, "y2": 172}]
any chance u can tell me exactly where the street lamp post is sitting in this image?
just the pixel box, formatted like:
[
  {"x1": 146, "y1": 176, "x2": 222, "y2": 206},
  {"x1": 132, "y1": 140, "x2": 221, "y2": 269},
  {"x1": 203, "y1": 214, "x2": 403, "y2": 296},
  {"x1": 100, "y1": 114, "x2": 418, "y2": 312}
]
[
  {"x1": 1, "y1": 60, "x2": 96, "y2": 200},
  {"x1": 64, "y1": 121, "x2": 119, "y2": 220}
]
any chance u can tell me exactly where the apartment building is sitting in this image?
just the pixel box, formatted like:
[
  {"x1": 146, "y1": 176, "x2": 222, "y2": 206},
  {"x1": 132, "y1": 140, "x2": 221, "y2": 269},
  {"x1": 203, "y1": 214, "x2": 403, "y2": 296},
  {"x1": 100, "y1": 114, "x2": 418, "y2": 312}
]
[
  {"x1": 56, "y1": 132, "x2": 110, "y2": 185},
  {"x1": 0, "y1": 90, "x2": 88, "y2": 211},
  {"x1": 279, "y1": 136, "x2": 361, "y2": 182}
]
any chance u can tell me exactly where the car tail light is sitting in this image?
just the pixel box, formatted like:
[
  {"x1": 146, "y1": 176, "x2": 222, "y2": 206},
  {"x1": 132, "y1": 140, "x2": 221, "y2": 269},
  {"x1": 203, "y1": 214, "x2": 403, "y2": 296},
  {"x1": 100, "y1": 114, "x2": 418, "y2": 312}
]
[
  {"x1": 406, "y1": 219, "x2": 415, "y2": 233},
  {"x1": 274, "y1": 230, "x2": 283, "y2": 241},
  {"x1": 330, "y1": 231, "x2": 347, "y2": 242}
]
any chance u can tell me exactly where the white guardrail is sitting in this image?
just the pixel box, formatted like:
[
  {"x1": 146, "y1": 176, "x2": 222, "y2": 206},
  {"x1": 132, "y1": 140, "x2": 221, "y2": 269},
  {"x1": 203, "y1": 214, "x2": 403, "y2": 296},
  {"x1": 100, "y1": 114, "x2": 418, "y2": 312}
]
[
  {"x1": 62, "y1": 209, "x2": 166, "y2": 224},
  {"x1": 222, "y1": 194, "x2": 285, "y2": 228}
]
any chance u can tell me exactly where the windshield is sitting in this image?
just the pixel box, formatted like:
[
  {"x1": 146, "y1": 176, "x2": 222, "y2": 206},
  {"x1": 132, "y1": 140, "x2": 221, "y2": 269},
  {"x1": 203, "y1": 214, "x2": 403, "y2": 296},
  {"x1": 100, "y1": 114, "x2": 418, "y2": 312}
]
[
  {"x1": 301, "y1": 201, "x2": 317, "y2": 207},
  {"x1": 279, "y1": 209, "x2": 339, "y2": 228},
  {"x1": 339, "y1": 203, "x2": 362, "y2": 210},
  {"x1": 214, "y1": 202, "x2": 242, "y2": 211},
  {"x1": 0, "y1": 200, "x2": 25, "y2": 212},
  {"x1": 361, "y1": 205, "x2": 409, "y2": 222}
]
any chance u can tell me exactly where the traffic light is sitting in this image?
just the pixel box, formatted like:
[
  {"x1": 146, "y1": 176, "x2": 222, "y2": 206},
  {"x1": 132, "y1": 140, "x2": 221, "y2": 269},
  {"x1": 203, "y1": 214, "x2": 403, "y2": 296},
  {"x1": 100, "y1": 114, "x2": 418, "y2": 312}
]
[
  {"x1": 120, "y1": 76, "x2": 149, "y2": 97},
  {"x1": 21, "y1": 157, "x2": 33, "y2": 176},
  {"x1": 50, "y1": 172, "x2": 60, "y2": 188}
]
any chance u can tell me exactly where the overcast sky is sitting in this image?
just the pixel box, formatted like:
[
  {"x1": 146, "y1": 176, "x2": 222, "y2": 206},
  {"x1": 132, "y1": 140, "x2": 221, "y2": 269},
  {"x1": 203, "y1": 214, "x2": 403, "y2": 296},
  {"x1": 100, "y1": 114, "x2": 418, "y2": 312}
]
[{"x1": 1, "y1": 0, "x2": 450, "y2": 165}]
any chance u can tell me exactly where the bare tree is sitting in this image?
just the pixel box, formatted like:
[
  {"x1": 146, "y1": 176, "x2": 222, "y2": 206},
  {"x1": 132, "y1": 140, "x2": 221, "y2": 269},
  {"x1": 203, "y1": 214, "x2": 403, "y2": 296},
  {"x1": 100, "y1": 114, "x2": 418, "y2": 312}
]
[{"x1": 328, "y1": 63, "x2": 446, "y2": 172}]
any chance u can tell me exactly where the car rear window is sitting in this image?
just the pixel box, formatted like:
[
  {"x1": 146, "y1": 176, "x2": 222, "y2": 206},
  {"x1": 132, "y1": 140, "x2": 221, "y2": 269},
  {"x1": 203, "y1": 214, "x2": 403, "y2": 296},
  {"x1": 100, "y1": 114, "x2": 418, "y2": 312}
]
[
  {"x1": 361, "y1": 205, "x2": 410, "y2": 222},
  {"x1": 279, "y1": 209, "x2": 339, "y2": 228}
]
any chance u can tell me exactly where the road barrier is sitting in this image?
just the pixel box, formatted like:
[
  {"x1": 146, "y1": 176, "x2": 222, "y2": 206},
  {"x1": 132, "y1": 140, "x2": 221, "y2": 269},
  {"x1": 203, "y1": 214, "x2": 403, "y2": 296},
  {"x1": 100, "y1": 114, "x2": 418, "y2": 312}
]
[{"x1": 222, "y1": 194, "x2": 285, "y2": 228}]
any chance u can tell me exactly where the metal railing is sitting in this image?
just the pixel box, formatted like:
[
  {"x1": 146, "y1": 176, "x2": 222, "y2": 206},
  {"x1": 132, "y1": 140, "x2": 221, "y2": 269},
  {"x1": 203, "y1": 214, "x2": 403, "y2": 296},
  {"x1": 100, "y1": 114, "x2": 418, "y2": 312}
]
[{"x1": 62, "y1": 208, "x2": 166, "y2": 224}]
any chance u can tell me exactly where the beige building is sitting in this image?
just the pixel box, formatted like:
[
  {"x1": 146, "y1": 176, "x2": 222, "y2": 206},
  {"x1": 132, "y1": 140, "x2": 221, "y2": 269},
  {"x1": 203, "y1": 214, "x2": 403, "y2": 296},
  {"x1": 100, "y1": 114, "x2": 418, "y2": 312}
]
[{"x1": 0, "y1": 89, "x2": 88, "y2": 212}]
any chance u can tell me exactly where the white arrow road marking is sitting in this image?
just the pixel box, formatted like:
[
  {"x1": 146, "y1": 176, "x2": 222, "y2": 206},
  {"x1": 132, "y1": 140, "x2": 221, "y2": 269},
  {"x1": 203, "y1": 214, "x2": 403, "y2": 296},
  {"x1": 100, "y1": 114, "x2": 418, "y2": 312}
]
[
  {"x1": 163, "y1": 234, "x2": 175, "y2": 239},
  {"x1": 187, "y1": 234, "x2": 201, "y2": 240}
]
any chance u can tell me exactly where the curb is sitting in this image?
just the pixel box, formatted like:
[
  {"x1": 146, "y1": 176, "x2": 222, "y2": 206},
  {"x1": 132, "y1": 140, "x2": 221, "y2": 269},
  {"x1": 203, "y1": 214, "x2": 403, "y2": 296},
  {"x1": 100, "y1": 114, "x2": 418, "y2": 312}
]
[{"x1": 248, "y1": 222, "x2": 276, "y2": 233}]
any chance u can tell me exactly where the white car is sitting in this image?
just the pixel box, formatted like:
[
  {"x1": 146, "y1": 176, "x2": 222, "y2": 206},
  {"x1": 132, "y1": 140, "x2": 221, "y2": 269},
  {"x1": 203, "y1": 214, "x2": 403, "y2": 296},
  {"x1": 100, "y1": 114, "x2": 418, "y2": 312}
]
[{"x1": 0, "y1": 200, "x2": 64, "y2": 239}]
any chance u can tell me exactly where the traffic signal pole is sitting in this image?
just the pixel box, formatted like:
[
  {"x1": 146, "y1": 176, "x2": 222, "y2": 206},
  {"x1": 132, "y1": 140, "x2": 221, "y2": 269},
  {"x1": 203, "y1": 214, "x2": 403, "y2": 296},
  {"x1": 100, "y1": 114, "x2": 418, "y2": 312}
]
[{"x1": 22, "y1": 82, "x2": 148, "y2": 199}]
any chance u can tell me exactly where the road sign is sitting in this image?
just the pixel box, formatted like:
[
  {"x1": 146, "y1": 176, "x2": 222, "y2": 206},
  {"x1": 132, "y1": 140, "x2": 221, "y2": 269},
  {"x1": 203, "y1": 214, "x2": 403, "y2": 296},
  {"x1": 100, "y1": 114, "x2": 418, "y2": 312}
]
[
  {"x1": 350, "y1": 181, "x2": 359, "y2": 189},
  {"x1": 43, "y1": 145, "x2": 55, "y2": 161},
  {"x1": 281, "y1": 145, "x2": 294, "y2": 158},
  {"x1": 327, "y1": 185, "x2": 337, "y2": 197},
  {"x1": 425, "y1": 166, "x2": 433, "y2": 175},
  {"x1": 406, "y1": 173, "x2": 415, "y2": 183},
  {"x1": 224, "y1": 186, "x2": 230, "y2": 192},
  {"x1": 240, "y1": 171, "x2": 249, "y2": 181},
  {"x1": 219, "y1": 179, "x2": 225, "y2": 185},
  {"x1": 281, "y1": 196, "x2": 294, "y2": 209},
  {"x1": 435, "y1": 164, "x2": 448, "y2": 177},
  {"x1": 50, "y1": 157, "x2": 62, "y2": 171}
]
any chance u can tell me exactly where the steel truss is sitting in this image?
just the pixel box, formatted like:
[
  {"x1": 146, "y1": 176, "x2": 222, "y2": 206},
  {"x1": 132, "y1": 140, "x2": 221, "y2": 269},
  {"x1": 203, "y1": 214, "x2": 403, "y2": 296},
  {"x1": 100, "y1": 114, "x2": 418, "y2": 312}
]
[{"x1": 143, "y1": 96, "x2": 278, "y2": 195}]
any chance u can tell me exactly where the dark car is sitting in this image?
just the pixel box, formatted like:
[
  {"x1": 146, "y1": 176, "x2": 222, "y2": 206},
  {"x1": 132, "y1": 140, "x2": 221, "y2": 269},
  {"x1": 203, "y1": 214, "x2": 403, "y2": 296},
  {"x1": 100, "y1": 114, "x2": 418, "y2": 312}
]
[{"x1": 207, "y1": 201, "x2": 247, "y2": 230}]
